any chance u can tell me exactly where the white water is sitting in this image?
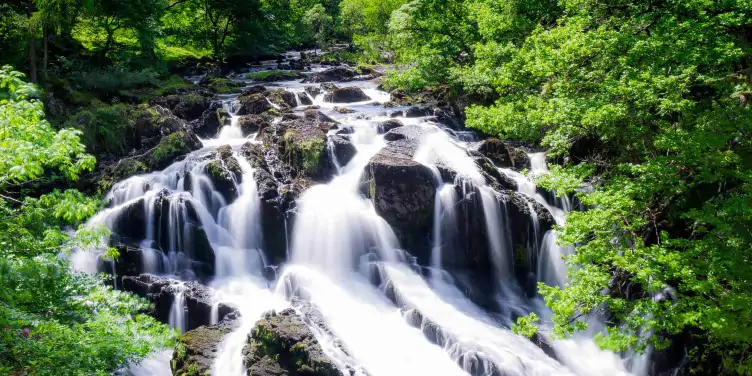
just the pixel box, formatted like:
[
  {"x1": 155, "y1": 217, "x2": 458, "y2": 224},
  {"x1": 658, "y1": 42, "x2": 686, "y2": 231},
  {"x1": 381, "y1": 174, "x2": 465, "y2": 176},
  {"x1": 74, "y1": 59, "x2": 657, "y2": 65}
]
[{"x1": 76, "y1": 60, "x2": 643, "y2": 376}]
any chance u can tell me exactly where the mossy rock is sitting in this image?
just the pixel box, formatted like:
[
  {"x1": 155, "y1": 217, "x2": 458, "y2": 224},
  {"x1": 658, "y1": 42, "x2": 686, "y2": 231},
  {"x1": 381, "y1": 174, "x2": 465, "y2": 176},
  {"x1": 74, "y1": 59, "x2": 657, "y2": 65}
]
[
  {"x1": 283, "y1": 128, "x2": 326, "y2": 176},
  {"x1": 171, "y1": 321, "x2": 238, "y2": 376},
  {"x1": 244, "y1": 309, "x2": 341, "y2": 376},
  {"x1": 149, "y1": 131, "x2": 203, "y2": 170},
  {"x1": 200, "y1": 75, "x2": 243, "y2": 94},
  {"x1": 246, "y1": 70, "x2": 305, "y2": 82},
  {"x1": 98, "y1": 158, "x2": 151, "y2": 194}
]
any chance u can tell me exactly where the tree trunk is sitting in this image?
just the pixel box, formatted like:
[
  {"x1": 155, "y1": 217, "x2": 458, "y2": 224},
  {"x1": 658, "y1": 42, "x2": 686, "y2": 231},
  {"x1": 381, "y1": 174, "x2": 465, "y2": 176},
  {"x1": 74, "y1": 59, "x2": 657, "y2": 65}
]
[
  {"x1": 42, "y1": 24, "x2": 49, "y2": 81},
  {"x1": 27, "y1": 0, "x2": 37, "y2": 84}
]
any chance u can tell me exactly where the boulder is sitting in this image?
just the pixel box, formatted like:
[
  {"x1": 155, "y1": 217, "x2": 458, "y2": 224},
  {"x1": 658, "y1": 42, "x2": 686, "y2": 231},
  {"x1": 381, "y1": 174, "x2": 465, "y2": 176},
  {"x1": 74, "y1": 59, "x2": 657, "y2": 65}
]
[
  {"x1": 304, "y1": 86, "x2": 322, "y2": 98},
  {"x1": 121, "y1": 274, "x2": 236, "y2": 330},
  {"x1": 238, "y1": 93, "x2": 273, "y2": 115},
  {"x1": 205, "y1": 145, "x2": 242, "y2": 203},
  {"x1": 363, "y1": 147, "x2": 436, "y2": 257},
  {"x1": 332, "y1": 106, "x2": 356, "y2": 114},
  {"x1": 197, "y1": 108, "x2": 230, "y2": 138},
  {"x1": 303, "y1": 109, "x2": 337, "y2": 124},
  {"x1": 152, "y1": 92, "x2": 212, "y2": 121},
  {"x1": 238, "y1": 115, "x2": 269, "y2": 136},
  {"x1": 383, "y1": 124, "x2": 429, "y2": 142},
  {"x1": 243, "y1": 309, "x2": 342, "y2": 376},
  {"x1": 267, "y1": 88, "x2": 297, "y2": 110},
  {"x1": 297, "y1": 92, "x2": 313, "y2": 106},
  {"x1": 172, "y1": 319, "x2": 239, "y2": 376},
  {"x1": 244, "y1": 85, "x2": 268, "y2": 95},
  {"x1": 404, "y1": 106, "x2": 433, "y2": 118},
  {"x1": 282, "y1": 120, "x2": 329, "y2": 178},
  {"x1": 323, "y1": 86, "x2": 371, "y2": 103},
  {"x1": 329, "y1": 135, "x2": 356, "y2": 167},
  {"x1": 148, "y1": 130, "x2": 203, "y2": 170},
  {"x1": 377, "y1": 119, "x2": 404, "y2": 134},
  {"x1": 302, "y1": 67, "x2": 358, "y2": 83}
]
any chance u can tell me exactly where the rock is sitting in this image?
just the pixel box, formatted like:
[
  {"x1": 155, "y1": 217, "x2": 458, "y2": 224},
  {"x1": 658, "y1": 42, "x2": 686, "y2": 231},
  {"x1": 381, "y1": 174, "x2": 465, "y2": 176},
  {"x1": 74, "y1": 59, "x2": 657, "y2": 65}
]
[
  {"x1": 205, "y1": 145, "x2": 242, "y2": 202},
  {"x1": 243, "y1": 309, "x2": 342, "y2": 376},
  {"x1": 238, "y1": 93, "x2": 273, "y2": 115},
  {"x1": 297, "y1": 92, "x2": 313, "y2": 106},
  {"x1": 377, "y1": 119, "x2": 404, "y2": 134},
  {"x1": 148, "y1": 130, "x2": 203, "y2": 170},
  {"x1": 304, "y1": 86, "x2": 322, "y2": 98},
  {"x1": 121, "y1": 274, "x2": 236, "y2": 329},
  {"x1": 383, "y1": 124, "x2": 429, "y2": 142},
  {"x1": 172, "y1": 319, "x2": 239, "y2": 376},
  {"x1": 282, "y1": 120, "x2": 328, "y2": 177},
  {"x1": 404, "y1": 106, "x2": 432, "y2": 117},
  {"x1": 197, "y1": 108, "x2": 230, "y2": 138},
  {"x1": 248, "y1": 70, "x2": 305, "y2": 82},
  {"x1": 363, "y1": 148, "x2": 436, "y2": 257},
  {"x1": 302, "y1": 67, "x2": 358, "y2": 83},
  {"x1": 323, "y1": 86, "x2": 371, "y2": 103},
  {"x1": 329, "y1": 135, "x2": 356, "y2": 167},
  {"x1": 244, "y1": 85, "x2": 268, "y2": 95},
  {"x1": 199, "y1": 75, "x2": 243, "y2": 94},
  {"x1": 267, "y1": 88, "x2": 297, "y2": 110},
  {"x1": 332, "y1": 106, "x2": 356, "y2": 114},
  {"x1": 238, "y1": 115, "x2": 269, "y2": 136},
  {"x1": 303, "y1": 109, "x2": 337, "y2": 124},
  {"x1": 152, "y1": 92, "x2": 212, "y2": 121}
]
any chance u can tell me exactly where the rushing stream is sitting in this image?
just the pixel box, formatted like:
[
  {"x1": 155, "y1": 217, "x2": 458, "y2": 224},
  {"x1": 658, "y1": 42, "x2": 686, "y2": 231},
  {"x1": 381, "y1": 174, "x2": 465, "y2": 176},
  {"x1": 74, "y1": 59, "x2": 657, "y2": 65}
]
[{"x1": 74, "y1": 55, "x2": 643, "y2": 376}]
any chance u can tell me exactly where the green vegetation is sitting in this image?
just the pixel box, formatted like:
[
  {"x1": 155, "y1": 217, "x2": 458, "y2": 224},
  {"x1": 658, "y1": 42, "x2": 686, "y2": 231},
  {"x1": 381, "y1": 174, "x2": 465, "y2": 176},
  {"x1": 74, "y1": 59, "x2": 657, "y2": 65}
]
[
  {"x1": 368, "y1": 0, "x2": 752, "y2": 373},
  {"x1": 284, "y1": 130, "x2": 325, "y2": 175},
  {"x1": 0, "y1": 66, "x2": 176, "y2": 375}
]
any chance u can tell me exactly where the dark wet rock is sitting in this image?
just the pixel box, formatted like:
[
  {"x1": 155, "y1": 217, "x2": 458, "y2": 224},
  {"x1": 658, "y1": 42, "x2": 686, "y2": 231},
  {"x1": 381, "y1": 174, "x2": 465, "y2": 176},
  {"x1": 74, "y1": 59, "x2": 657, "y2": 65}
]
[
  {"x1": 244, "y1": 85, "x2": 268, "y2": 95},
  {"x1": 383, "y1": 124, "x2": 429, "y2": 142},
  {"x1": 329, "y1": 135, "x2": 357, "y2": 167},
  {"x1": 335, "y1": 127, "x2": 354, "y2": 135},
  {"x1": 267, "y1": 88, "x2": 297, "y2": 111},
  {"x1": 238, "y1": 93, "x2": 274, "y2": 115},
  {"x1": 152, "y1": 91, "x2": 212, "y2": 121},
  {"x1": 303, "y1": 109, "x2": 337, "y2": 124},
  {"x1": 323, "y1": 86, "x2": 371, "y2": 103},
  {"x1": 363, "y1": 147, "x2": 436, "y2": 258},
  {"x1": 243, "y1": 309, "x2": 342, "y2": 376},
  {"x1": 404, "y1": 106, "x2": 433, "y2": 118},
  {"x1": 205, "y1": 145, "x2": 242, "y2": 202},
  {"x1": 239, "y1": 115, "x2": 270, "y2": 136},
  {"x1": 249, "y1": 70, "x2": 305, "y2": 82},
  {"x1": 376, "y1": 119, "x2": 404, "y2": 134},
  {"x1": 297, "y1": 92, "x2": 313, "y2": 106},
  {"x1": 304, "y1": 86, "x2": 322, "y2": 98},
  {"x1": 172, "y1": 319, "x2": 239, "y2": 376},
  {"x1": 148, "y1": 130, "x2": 203, "y2": 170},
  {"x1": 302, "y1": 67, "x2": 358, "y2": 83},
  {"x1": 197, "y1": 107, "x2": 230, "y2": 138},
  {"x1": 121, "y1": 274, "x2": 236, "y2": 330},
  {"x1": 475, "y1": 138, "x2": 530, "y2": 170},
  {"x1": 281, "y1": 120, "x2": 329, "y2": 178},
  {"x1": 332, "y1": 106, "x2": 356, "y2": 114}
]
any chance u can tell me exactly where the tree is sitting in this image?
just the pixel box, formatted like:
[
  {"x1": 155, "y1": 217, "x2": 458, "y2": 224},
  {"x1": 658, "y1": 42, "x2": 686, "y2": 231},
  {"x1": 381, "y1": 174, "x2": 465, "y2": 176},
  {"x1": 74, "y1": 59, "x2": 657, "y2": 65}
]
[
  {"x1": 0, "y1": 65, "x2": 176, "y2": 375},
  {"x1": 303, "y1": 3, "x2": 333, "y2": 49}
]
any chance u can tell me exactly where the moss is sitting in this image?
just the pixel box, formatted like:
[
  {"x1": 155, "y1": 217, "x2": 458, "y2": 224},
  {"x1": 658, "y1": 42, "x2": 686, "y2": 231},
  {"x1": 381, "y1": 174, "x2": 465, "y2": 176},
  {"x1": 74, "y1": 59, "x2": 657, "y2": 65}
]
[
  {"x1": 204, "y1": 76, "x2": 242, "y2": 94},
  {"x1": 149, "y1": 131, "x2": 198, "y2": 169},
  {"x1": 284, "y1": 130, "x2": 325, "y2": 175}
]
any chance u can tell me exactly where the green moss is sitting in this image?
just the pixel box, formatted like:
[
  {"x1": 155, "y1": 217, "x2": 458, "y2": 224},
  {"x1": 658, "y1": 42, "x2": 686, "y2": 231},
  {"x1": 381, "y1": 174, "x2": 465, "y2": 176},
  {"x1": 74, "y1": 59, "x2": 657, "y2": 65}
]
[
  {"x1": 284, "y1": 130, "x2": 325, "y2": 175},
  {"x1": 204, "y1": 76, "x2": 242, "y2": 94},
  {"x1": 246, "y1": 70, "x2": 303, "y2": 82},
  {"x1": 174, "y1": 342, "x2": 187, "y2": 361},
  {"x1": 150, "y1": 131, "x2": 197, "y2": 168}
]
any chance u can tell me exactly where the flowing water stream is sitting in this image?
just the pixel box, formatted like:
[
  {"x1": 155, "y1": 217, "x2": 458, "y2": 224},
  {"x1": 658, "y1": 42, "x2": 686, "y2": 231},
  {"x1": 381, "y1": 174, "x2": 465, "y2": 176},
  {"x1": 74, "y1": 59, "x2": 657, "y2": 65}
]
[{"x1": 75, "y1": 58, "x2": 646, "y2": 376}]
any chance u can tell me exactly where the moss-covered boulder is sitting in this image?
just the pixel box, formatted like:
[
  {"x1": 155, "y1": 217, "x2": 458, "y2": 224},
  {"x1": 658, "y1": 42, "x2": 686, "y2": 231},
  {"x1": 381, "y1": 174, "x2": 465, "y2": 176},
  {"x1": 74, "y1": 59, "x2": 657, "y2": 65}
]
[
  {"x1": 149, "y1": 130, "x2": 203, "y2": 170},
  {"x1": 475, "y1": 138, "x2": 530, "y2": 170},
  {"x1": 238, "y1": 93, "x2": 273, "y2": 116},
  {"x1": 205, "y1": 145, "x2": 242, "y2": 202},
  {"x1": 243, "y1": 309, "x2": 342, "y2": 376},
  {"x1": 196, "y1": 108, "x2": 230, "y2": 139},
  {"x1": 238, "y1": 115, "x2": 269, "y2": 136},
  {"x1": 199, "y1": 75, "x2": 243, "y2": 94},
  {"x1": 172, "y1": 320, "x2": 239, "y2": 376},
  {"x1": 283, "y1": 124, "x2": 327, "y2": 177},
  {"x1": 152, "y1": 91, "x2": 212, "y2": 121},
  {"x1": 267, "y1": 88, "x2": 297, "y2": 110}
]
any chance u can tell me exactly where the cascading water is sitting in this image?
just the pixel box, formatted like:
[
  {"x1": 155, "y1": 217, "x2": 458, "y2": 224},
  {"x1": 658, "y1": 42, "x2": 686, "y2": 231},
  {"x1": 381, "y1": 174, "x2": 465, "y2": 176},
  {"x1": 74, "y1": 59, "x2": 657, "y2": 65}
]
[
  {"x1": 169, "y1": 284, "x2": 187, "y2": 333},
  {"x1": 71, "y1": 57, "x2": 648, "y2": 376}
]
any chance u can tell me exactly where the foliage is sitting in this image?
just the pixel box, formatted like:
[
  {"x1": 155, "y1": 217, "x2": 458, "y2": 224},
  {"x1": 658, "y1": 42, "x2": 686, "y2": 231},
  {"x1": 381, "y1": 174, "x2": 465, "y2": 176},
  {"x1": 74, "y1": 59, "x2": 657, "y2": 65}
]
[
  {"x1": 303, "y1": 4, "x2": 333, "y2": 49},
  {"x1": 0, "y1": 66, "x2": 176, "y2": 375}
]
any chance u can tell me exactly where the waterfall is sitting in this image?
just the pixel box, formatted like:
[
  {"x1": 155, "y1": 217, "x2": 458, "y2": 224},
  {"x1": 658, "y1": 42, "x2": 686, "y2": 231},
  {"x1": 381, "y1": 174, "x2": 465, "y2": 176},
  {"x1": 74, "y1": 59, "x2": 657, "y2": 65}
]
[{"x1": 84, "y1": 54, "x2": 644, "y2": 376}]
